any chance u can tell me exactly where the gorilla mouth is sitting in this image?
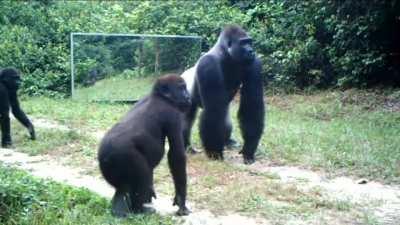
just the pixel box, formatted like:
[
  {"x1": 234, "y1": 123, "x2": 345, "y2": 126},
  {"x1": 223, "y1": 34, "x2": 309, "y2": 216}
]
[
  {"x1": 241, "y1": 56, "x2": 255, "y2": 64},
  {"x1": 177, "y1": 101, "x2": 191, "y2": 111},
  {"x1": 245, "y1": 53, "x2": 255, "y2": 61}
]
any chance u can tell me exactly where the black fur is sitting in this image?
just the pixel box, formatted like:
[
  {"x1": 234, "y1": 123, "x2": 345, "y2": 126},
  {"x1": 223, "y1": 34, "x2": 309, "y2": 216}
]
[
  {"x1": 0, "y1": 68, "x2": 35, "y2": 148},
  {"x1": 98, "y1": 74, "x2": 191, "y2": 216},
  {"x1": 182, "y1": 25, "x2": 265, "y2": 164}
]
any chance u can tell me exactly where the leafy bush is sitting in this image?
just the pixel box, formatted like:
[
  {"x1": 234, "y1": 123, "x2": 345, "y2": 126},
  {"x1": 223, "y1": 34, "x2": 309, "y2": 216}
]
[
  {"x1": 0, "y1": 164, "x2": 175, "y2": 225},
  {"x1": 244, "y1": 0, "x2": 399, "y2": 89},
  {"x1": 0, "y1": 0, "x2": 398, "y2": 96}
]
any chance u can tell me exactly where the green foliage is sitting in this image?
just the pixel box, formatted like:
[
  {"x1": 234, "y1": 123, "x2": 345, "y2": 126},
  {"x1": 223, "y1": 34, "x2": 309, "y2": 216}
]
[
  {"x1": 0, "y1": 164, "x2": 176, "y2": 225},
  {"x1": 258, "y1": 90, "x2": 400, "y2": 183},
  {"x1": 126, "y1": 0, "x2": 248, "y2": 44},
  {"x1": 0, "y1": 0, "x2": 398, "y2": 96},
  {"x1": 245, "y1": 0, "x2": 398, "y2": 88}
]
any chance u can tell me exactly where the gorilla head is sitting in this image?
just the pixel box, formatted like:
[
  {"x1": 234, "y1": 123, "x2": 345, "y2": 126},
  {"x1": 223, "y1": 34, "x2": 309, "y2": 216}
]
[
  {"x1": 153, "y1": 75, "x2": 191, "y2": 111},
  {"x1": 0, "y1": 68, "x2": 22, "y2": 90},
  {"x1": 219, "y1": 25, "x2": 255, "y2": 64}
]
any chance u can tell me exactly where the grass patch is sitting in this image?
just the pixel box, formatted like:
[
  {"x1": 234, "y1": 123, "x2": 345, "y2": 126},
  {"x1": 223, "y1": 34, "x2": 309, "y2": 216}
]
[
  {"x1": 182, "y1": 154, "x2": 363, "y2": 224},
  {"x1": 258, "y1": 90, "x2": 400, "y2": 183},
  {"x1": 11, "y1": 122, "x2": 97, "y2": 157},
  {"x1": 20, "y1": 87, "x2": 400, "y2": 183},
  {"x1": 74, "y1": 75, "x2": 156, "y2": 102},
  {"x1": 10, "y1": 122, "x2": 99, "y2": 174},
  {"x1": 10, "y1": 87, "x2": 394, "y2": 223},
  {"x1": 0, "y1": 163, "x2": 177, "y2": 225},
  {"x1": 23, "y1": 97, "x2": 130, "y2": 131}
]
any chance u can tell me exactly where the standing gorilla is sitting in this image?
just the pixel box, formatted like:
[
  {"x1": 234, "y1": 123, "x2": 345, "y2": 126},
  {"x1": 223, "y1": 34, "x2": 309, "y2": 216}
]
[
  {"x1": 98, "y1": 74, "x2": 191, "y2": 217},
  {"x1": 0, "y1": 68, "x2": 35, "y2": 148},
  {"x1": 181, "y1": 25, "x2": 265, "y2": 164}
]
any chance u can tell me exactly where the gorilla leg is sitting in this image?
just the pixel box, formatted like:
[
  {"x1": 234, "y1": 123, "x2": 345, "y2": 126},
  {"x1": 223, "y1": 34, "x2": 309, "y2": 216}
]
[
  {"x1": 145, "y1": 171, "x2": 156, "y2": 203},
  {"x1": 126, "y1": 152, "x2": 153, "y2": 213},
  {"x1": 223, "y1": 108, "x2": 232, "y2": 143},
  {"x1": 129, "y1": 183, "x2": 155, "y2": 214},
  {"x1": 199, "y1": 109, "x2": 226, "y2": 160},
  {"x1": 0, "y1": 111, "x2": 12, "y2": 147},
  {"x1": 111, "y1": 187, "x2": 131, "y2": 217},
  {"x1": 223, "y1": 108, "x2": 240, "y2": 149},
  {"x1": 106, "y1": 149, "x2": 154, "y2": 215},
  {"x1": 183, "y1": 103, "x2": 198, "y2": 153}
]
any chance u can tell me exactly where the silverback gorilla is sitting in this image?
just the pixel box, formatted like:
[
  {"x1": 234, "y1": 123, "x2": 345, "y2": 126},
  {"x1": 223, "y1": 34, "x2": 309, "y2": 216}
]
[
  {"x1": 0, "y1": 68, "x2": 35, "y2": 147},
  {"x1": 181, "y1": 25, "x2": 265, "y2": 164},
  {"x1": 98, "y1": 74, "x2": 191, "y2": 216}
]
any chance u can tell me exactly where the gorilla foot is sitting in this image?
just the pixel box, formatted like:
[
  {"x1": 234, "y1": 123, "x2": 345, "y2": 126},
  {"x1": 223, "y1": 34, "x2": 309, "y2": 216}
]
[
  {"x1": 187, "y1": 146, "x2": 202, "y2": 154},
  {"x1": 205, "y1": 151, "x2": 224, "y2": 160},
  {"x1": 28, "y1": 126, "x2": 36, "y2": 140},
  {"x1": 173, "y1": 195, "x2": 191, "y2": 216},
  {"x1": 1, "y1": 141, "x2": 13, "y2": 148},
  {"x1": 136, "y1": 205, "x2": 156, "y2": 214},
  {"x1": 176, "y1": 206, "x2": 191, "y2": 216},
  {"x1": 145, "y1": 186, "x2": 157, "y2": 203},
  {"x1": 243, "y1": 155, "x2": 255, "y2": 165},
  {"x1": 111, "y1": 192, "x2": 131, "y2": 217},
  {"x1": 224, "y1": 138, "x2": 240, "y2": 150}
]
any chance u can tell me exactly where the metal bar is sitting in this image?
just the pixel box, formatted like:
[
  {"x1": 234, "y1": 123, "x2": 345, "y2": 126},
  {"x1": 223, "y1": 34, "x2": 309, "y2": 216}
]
[
  {"x1": 70, "y1": 32, "x2": 201, "y2": 39},
  {"x1": 70, "y1": 33, "x2": 75, "y2": 98}
]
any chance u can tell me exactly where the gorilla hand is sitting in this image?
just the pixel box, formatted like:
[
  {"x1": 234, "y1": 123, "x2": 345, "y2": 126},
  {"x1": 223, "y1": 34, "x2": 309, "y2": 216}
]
[
  {"x1": 173, "y1": 195, "x2": 191, "y2": 216},
  {"x1": 28, "y1": 125, "x2": 36, "y2": 140}
]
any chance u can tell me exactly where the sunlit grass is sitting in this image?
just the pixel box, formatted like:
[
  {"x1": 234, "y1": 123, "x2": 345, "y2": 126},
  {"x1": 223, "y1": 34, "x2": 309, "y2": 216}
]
[
  {"x1": 20, "y1": 86, "x2": 400, "y2": 183},
  {"x1": 74, "y1": 75, "x2": 156, "y2": 102},
  {"x1": 257, "y1": 91, "x2": 400, "y2": 183},
  {"x1": 0, "y1": 163, "x2": 178, "y2": 225},
  {"x1": 13, "y1": 86, "x2": 399, "y2": 223}
]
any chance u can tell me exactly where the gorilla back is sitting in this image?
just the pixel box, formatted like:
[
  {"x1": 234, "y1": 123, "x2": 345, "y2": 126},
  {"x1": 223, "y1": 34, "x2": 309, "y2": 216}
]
[
  {"x1": 182, "y1": 25, "x2": 265, "y2": 164},
  {"x1": 98, "y1": 74, "x2": 191, "y2": 216}
]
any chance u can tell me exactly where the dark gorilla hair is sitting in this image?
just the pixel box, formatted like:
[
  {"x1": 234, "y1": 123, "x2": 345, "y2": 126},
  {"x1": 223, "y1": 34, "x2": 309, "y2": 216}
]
[
  {"x1": 98, "y1": 74, "x2": 191, "y2": 217},
  {"x1": 181, "y1": 25, "x2": 265, "y2": 164},
  {"x1": 0, "y1": 68, "x2": 35, "y2": 147}
]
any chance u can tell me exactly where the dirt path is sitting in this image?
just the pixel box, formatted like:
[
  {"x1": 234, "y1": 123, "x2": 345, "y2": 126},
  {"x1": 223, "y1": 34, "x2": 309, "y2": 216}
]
[
  {"x1": 226, "y1": 152, "x2": 400, "y2": 225},
  {"x1": 0, "y1": 149, "x2": 267, "y2": 225},
  {"x1": 3, "y1": 119, "x2": 271, "y2": 224},
  {"x1": 2, "y1": 118, "x2": 399, "y2": 224}
]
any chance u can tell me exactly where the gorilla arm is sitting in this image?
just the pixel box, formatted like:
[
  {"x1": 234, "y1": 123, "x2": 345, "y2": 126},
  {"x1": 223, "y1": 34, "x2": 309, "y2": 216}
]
[
  {"x1": 196, "y1": 56, "x2": 229, "y2": 159},
  {"x1": 166, "y1": 115, "x2": 190, "y2": 216},
  {"x1": 238, "y1": 58, "x2": 265, "y2": 164},
  {"x1": 8, "y1": 91, "x2": 35, "y2": 140}
]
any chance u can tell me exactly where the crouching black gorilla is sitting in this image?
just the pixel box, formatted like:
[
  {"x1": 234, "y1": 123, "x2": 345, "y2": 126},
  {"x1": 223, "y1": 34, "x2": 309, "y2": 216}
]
[
  {"x1": 98, "y1": 74, "x2": 191, "y2": 217},
  {"x1": 181, "y1": 25, "x2": 265, "y2": 164},
  {"x1": 0, "y1": 68, "x2": 35, "y2": 148}
]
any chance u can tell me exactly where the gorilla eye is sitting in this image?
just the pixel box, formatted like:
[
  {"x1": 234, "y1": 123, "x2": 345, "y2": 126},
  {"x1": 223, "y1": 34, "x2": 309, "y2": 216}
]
[
  {"x1": 160, "y1": 85, "x2": 169, "y2": 93},
  {"x1": 240, "y1": 38, "x2": 252, "y2": 45}
]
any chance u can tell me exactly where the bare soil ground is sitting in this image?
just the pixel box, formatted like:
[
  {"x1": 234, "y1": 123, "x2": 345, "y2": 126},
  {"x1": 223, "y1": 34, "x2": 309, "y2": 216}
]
[{"x1": 1, "y1": 118, "x2": 399, "y2": 225}]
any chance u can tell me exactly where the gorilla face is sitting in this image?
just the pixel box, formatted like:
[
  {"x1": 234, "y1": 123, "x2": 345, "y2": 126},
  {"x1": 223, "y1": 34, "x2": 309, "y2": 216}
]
[
  {"x1": 228, "y1": 37, "x2": 255, "y2": 64},
  {"x1": 1, "y1": 69, "x2": 21, "y2": 90},
  {"x1": 156, "y1": 76, "x2": 191, "y2": 111}
]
